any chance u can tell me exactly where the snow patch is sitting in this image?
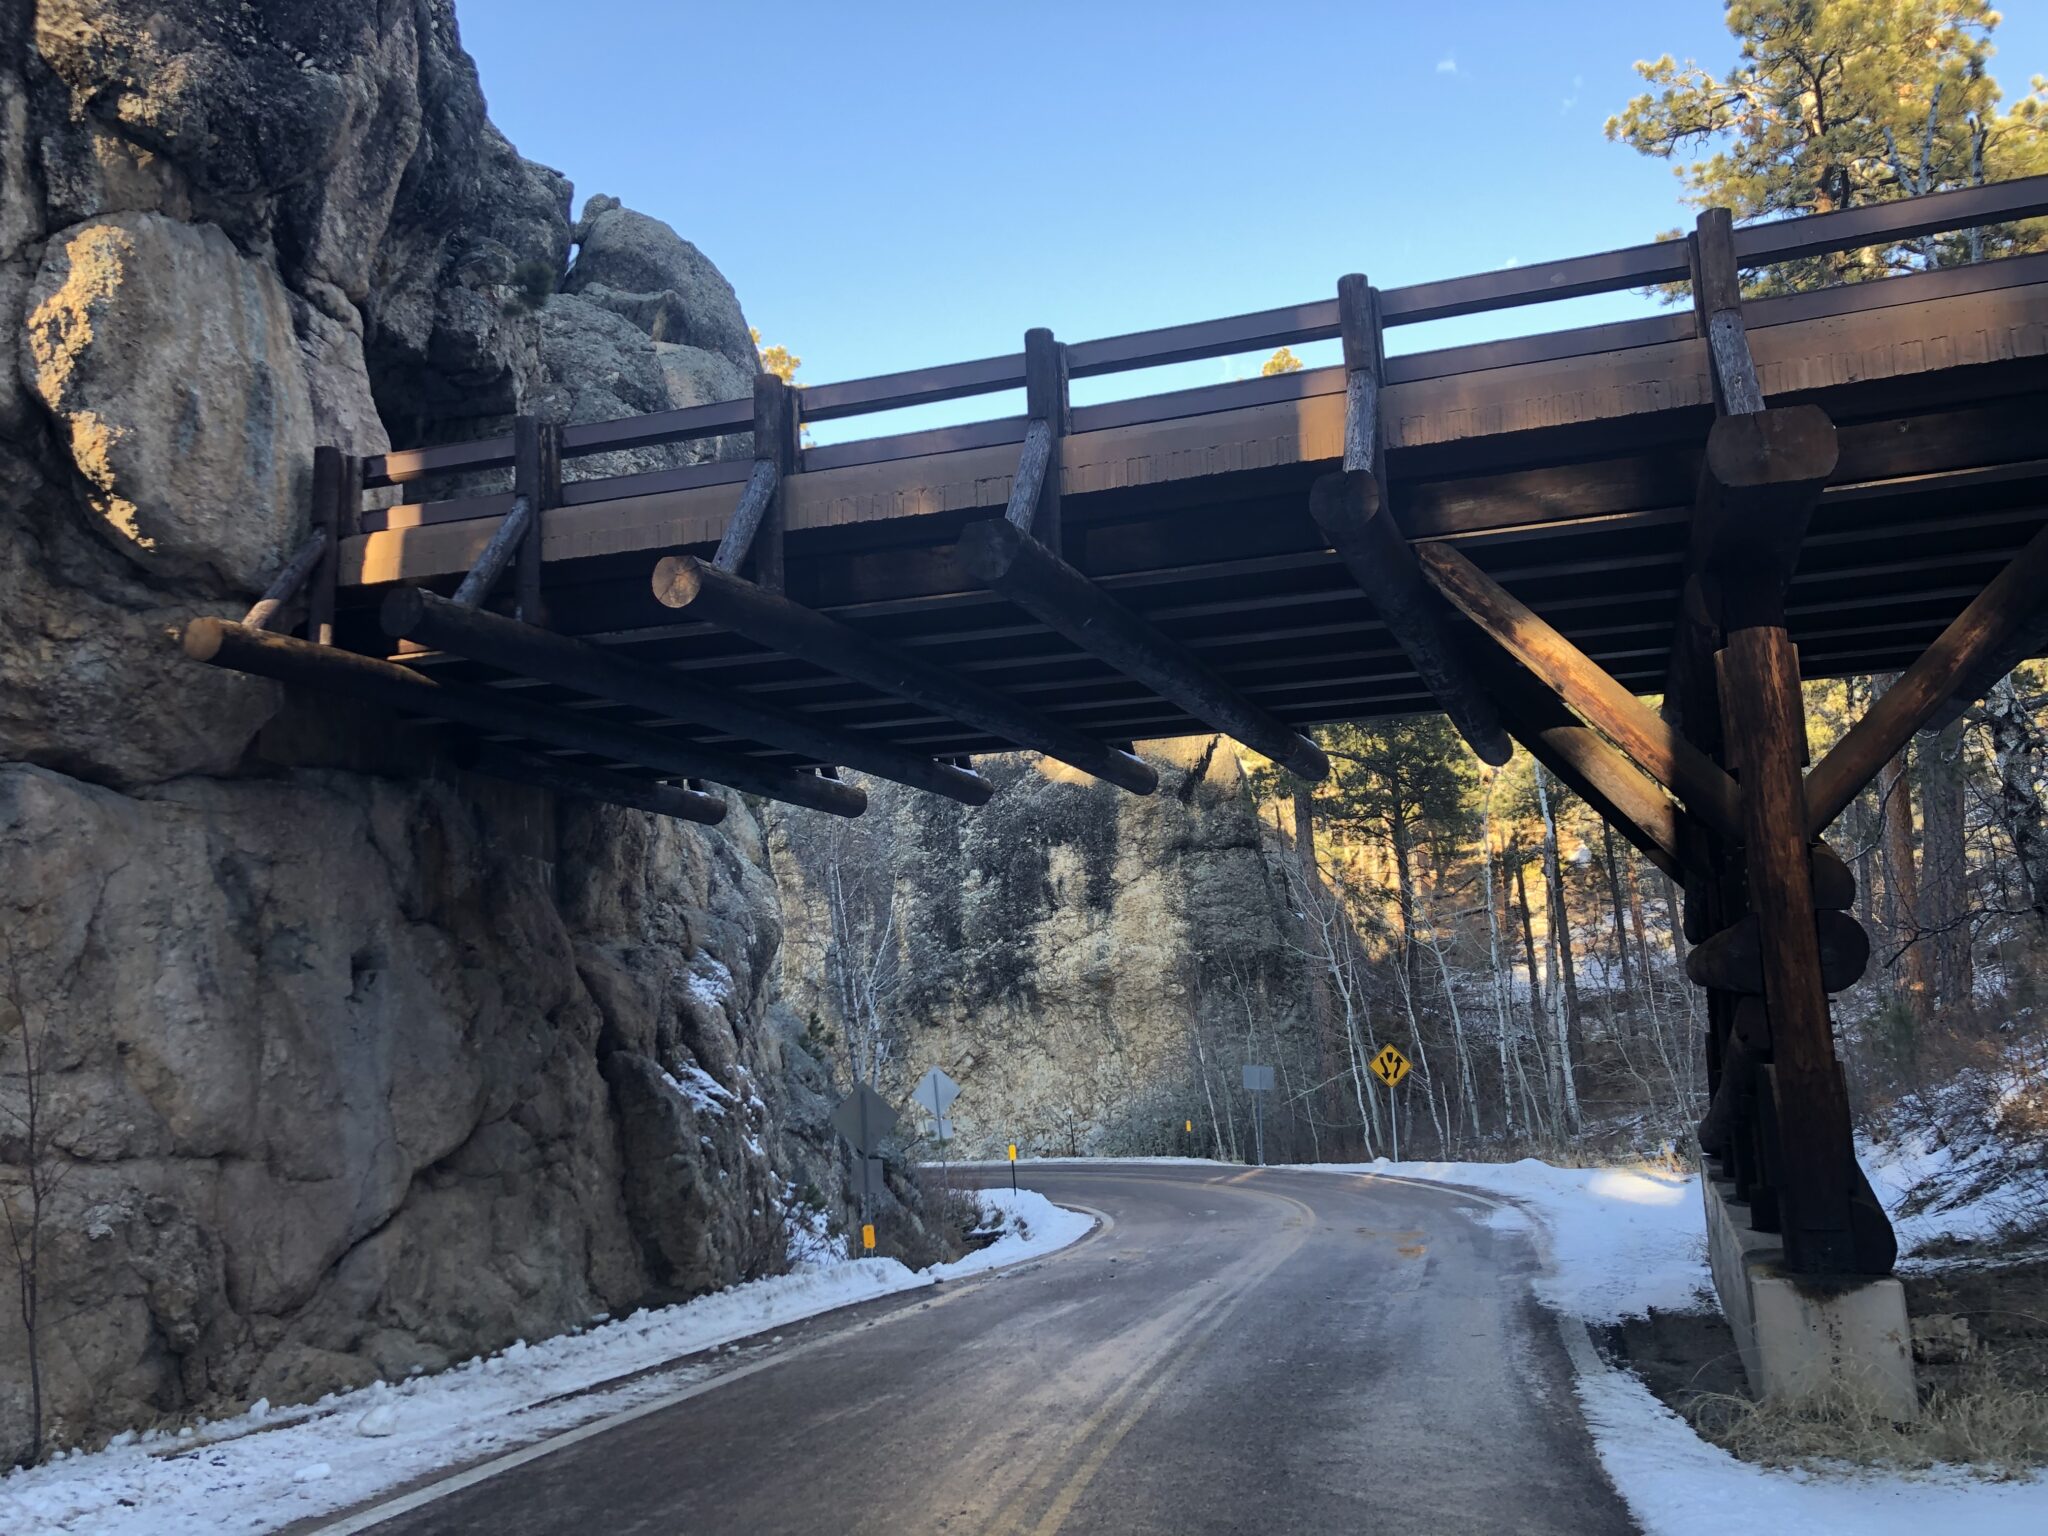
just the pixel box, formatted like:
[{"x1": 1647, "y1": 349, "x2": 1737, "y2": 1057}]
[{"x1": 0, "y1": 1190, "x2": 1091, "y2": 1535}]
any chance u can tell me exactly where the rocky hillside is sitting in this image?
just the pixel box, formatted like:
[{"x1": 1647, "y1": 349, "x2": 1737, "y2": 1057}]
[
  {"x1": 0, "y1": 3, "x2": 846, "y2": 1464},
  {"x1": 770, "y1": 740, "x2": 1321, "y2": 1159}
]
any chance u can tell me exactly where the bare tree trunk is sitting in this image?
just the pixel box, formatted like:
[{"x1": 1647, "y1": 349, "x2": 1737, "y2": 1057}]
[
  {"x1": 1920, "y1": 719, "x2": 1973, "y2": 1013},
  {"x1": 1978, "y1": 677, "x2": 2048, "y2": 935},
  {"x1": 1534, "y1": 769, "x2": 1583, "y2": 1131},
  {"x1": 1880, "y1": 746, "x2": 1929, "y2": 1019}
]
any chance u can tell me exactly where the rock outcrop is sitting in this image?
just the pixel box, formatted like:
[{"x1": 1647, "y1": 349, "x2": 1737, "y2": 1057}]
[
  {"x1": 0, "y1": 2, "x2": 839, "y2": 1464},
  {"x1": 770, "y1": 741, "x2": 1317, "y2": 1157}
]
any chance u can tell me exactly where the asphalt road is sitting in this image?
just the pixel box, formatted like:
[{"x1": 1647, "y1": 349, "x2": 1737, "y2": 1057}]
[{"x1": 343, "y1": 1164, "x2": 1636, "y2": 1535}]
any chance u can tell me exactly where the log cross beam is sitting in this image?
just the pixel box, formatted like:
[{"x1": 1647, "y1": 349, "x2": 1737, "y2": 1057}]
[
  {"x1": 1416, "y1": 541, "x2": 1746, "y2": 842},
  {"x1": 381, "y1": 586, "x2": 996, "y2": 806},
  {"x1": 651, "y1": 554, "x2": 1160, "y2": 796},
  {"x1": 1806, "y1": 517, "x2": 2048, "y2": 834},
  {"x1": 1309, "y1": 274, "x2": 1511, "y2": 767},
  {"x1": 958, "y1": 324, "x2": 1328, "y2": 782},
  {"x1": 713, "y1": 373, "x2": 797, "y2": 591},
  {"x1": 181, "y1": 618, "x2": 867, "y2": 818},
  {"x1": 955, "y1": 518, "x2": 1330, "y2": 781}
]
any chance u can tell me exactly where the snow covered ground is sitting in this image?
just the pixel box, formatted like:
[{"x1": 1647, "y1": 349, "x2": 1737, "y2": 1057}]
[
  {"x1": 0, "y1": 1188, "x2": 1092, "y2": 1536},
  {"x1": 1291, "y1": 1155, "x2": 2048, "y2": 1535}
]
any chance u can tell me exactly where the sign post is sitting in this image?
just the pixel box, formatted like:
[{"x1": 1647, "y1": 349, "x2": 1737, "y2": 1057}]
[
  {"x1": 912, "y1": 1066, "x2": 961, "y2": 1189},
  {"x1": 1241, "y1": 1064, "x2": 1274, "y2": 1166},
  {"x1": 1007, "y1": 1141, "x2": 1018, "y2": 1194},
  {"x1": 831, "y1": 1084, "x2": 899, "y2": 1256},
  {"x1": 1368, "y1": 1045, "x2": 1412, "y2": 1162}
]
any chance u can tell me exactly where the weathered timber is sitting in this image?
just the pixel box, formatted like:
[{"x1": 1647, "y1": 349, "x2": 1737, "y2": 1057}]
[
  {"x1": 181, "y1": 618, "x2": 868, "y2": 817},
  {"x1": 1023, "y1": 327, "x2": 1069, "y2": 549},
  {"x1": 740, "y1": 373, "x2": 795, "y2": 592},
  {"x1": 711, "y1": 460, "x2": 780, "y2": 572},
  {"x1": 512, "y1": 416, "x2": 546, "y2": 625},
  {"x1": 449, "y1": 495, "x2": 533, "y2": 607},
  {"x1": 1337, "y1": 274, "x2": 1382, "y2": 474},
  {"x1": 649, "y1": 555, "x2": 1158, "y2": 795},
  {"x1": 1477, "y1": 648, "x2": 1698, "y2": 879},
  {"x1": 1697, "y1": 1031, "x2": 1756, "y2": 1158},
  {"x1": 1001, "y1": 419, "x2": 1055, "y2": 533},
  {"x1": 1811, "y1": 842, "x2": 1856, "y2": 910},
  {"x1": 955, "y1": 516, "x2": 1328, "y2": 781},
  {"x1": 1690, "y1": 207, "x2": 1764, "y2": 416},
  {"x1": 243, "y1": 529, "x2": 329, "y2": 632},
  {"x1": 1310, "y1": 472, "x2": 1512, "y2": 767},
  {"x1": 1687, "y1": 910, "x2": 1871, "y2": 995},
  {"x1": 1417, "y1": 541, "x2": 1744, "y2": 839},
  {"x1": 458, "y1": 742, "x2": 727, "y2": 825},
  {"x1": 381, "y1": 587, "x2": 995, "y2": 806},
  {"x1": 1716, "y1": 621, "x2": 1859, "y2": 1274},
  {"x1": 1806, "y1": 519, "x2": 2048, "y2": 833},
  {"x1": 1692, "y1": 406, "x2": 1839, "y2": 604},
  {"x1": 307, "y1": 446, "x2": 343, "y2": 646}
]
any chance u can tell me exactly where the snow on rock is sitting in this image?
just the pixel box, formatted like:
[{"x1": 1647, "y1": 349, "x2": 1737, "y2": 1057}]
[
  {"x1": 0, "y1": 1190, "x2": 1090, "y2": 1536},
  {"x1": 661, "y1": 1062, "x2": 735, "y2": 1117}
]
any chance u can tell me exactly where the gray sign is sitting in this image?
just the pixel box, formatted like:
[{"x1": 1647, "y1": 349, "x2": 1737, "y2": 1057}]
[
  {"x1": 913, "y1": 1066, "x2": 960, "y2": 1119},
  {"x1": 831, "y1": 1084, "x2": 899, "y2": 1156},
  {"x1": 1242, "y1": 1063, "x2": 1275, "y2": 1092},
  {"x1": 849, "y1": 1153, "x2": 888, "y2": 1202}
]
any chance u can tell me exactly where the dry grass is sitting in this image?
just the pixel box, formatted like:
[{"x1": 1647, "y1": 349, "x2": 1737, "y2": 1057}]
[{"x1": 1688, "y1": 1365, "x2": 2048, "y2": 1479}]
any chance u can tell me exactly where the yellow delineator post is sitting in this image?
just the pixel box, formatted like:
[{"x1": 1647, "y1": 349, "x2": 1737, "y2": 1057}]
[
  {"x1": 1007, "y1": 1142, "x2": 1018, "y2": 1195},
  {"x1": 861, "y1": 1223, "x2": 876, "y2": 1254}
]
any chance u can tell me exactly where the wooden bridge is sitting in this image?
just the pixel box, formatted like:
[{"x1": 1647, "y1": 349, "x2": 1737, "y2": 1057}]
[{"x1": 184, "y1": 176, "x2": 2048, "y2": 1280}]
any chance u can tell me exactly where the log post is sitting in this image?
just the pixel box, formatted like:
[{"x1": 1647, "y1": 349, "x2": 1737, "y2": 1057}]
[
  {"x1": 306, "y1": 446, "x2": 343, "y2": 646},
  {"x1": 1716, "y1": 619, "x2": 1860, "y2": 1273},
  {"x1": 512, "y1": 416, "x2": 546, "y2": 625},
  {"x1": 1690, "y1": 206, "x2": 1765, "y2": 416},
  {"x1": 1022, "y1": 327, "x2": 1068, "y2": 550}
]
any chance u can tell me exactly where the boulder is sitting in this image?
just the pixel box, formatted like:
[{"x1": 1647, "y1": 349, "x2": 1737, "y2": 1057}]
[
  {"x1": 567, "y1": 195, "x2": 755, "y2": 373},
  {"x1": 21, "y1": 213, "x2": 315, "y2": 592}
]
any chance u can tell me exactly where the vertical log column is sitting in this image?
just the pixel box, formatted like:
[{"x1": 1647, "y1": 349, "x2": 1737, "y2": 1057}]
[
  {"x1": 306, "y1": 446, "x2": 344, "y2": 646},
  {"x1": 751, "y1": 373, "x2": 797, "y2": 593},
  {"x1": 513, "y1": 415, "x2": 560, "y2": 626},
  {"x1": 1022, "y1": 327, "x2": 1069, "y2": 552}
]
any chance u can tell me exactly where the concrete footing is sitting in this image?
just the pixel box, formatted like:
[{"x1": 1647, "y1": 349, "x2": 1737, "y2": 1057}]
[{"x1": 1701, "y1": 1173, "x2": 1917, "y2": 1420}]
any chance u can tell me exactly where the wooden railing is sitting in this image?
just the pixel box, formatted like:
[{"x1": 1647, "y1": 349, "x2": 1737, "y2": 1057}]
[{"x1": 355, "y1": 175, "x2": 2048, "y2": 535}]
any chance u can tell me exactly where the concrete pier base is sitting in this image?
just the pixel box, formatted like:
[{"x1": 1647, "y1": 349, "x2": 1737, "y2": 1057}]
[{"x1": 1702, "y1": 1173, "x2": 1917, "y2": 1420}]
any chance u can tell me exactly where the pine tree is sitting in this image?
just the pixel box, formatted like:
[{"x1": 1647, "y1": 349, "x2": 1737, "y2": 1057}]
[{"x1": 1608, "y1": 1, "x2": 2046, "y2": 291}]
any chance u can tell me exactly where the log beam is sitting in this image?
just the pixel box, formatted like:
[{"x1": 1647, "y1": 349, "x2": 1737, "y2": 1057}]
[
  {"x1": 714, "y1": 374, "x2": 795, "y2": 589},
  {"x1": 650, "y1": 555, "x2": 1158, "y2": 795},
  {"x1": 1690, "y1": 206, "x2": 1764, "y2": 416},
  {"x1": 1476, "y1": 649, "x2": 1700, "y2": 880},
  {"x1": 955, "y1": 516, "x2": 1328, "y2": 781},
  {"x1": 243, "y1": 530, "x2": 329, "y2": 632},
  {"x1": 1806, "y1": 518, "x2": 2048, "y2": 834},
  {"x1": 450, "y1": 495, "x2": 534, "y2": 607},
  {"x1": 1313, "y1": 272, "x2": 1512, "y2": 768},
  {"x1": 181, "y1": 618, "x2": 867, "y2": 818},
  {"x1": 1417, "y1": 541, "x2": 1745, "y2": 840},
  {"x1": 458, "y1": 741, "x2": 728, "y2": 824},
  {"x1": 382, "y1": 587, "x2": 994, "y2": 806}
]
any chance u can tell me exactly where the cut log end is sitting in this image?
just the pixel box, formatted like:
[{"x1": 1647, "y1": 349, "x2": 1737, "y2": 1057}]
[
  {"x1": 651, "y1": 554, "x2": 706, "y2": 610},
  {"x1": 1306, "y1": 468, "x2": 1382, "y2": 535},
  {"x1": 1704, "y1": 404, "x2": 1839, "y2": 488},
  {"x1": 955, "y1": 516, "x2": 1024, "y2": 583},
  {"x1": 181, "y1": 616, "x2": 230, "y2": 663}
]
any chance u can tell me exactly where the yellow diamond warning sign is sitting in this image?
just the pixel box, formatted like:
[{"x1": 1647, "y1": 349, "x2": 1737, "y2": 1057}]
[{"x1": 1369, "y1": 1044, "x2": 1411, "y2": 1087}]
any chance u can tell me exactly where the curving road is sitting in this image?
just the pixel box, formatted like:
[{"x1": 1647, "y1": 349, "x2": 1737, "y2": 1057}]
[{"x1": 332, "y1": 1164, "x2": 1636, "y2": 1535}]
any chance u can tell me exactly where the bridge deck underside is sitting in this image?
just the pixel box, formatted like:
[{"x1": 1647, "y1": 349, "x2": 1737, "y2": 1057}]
[{"x1": 333, "y1": 277, "x2": 2048, "y2": 780}]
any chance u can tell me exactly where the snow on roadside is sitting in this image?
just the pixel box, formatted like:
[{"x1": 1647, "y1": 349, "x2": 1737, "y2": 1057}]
[
  {"x1": 1309, "y1": 1158, "x2": 2048, "y2": 1535},
  {"x1": 1300, "y1": 1159, "x2": 1709, "y2": 1322},
  {"x1": 0, "y1": 1189, "x2": 1090, "y2": 1536}
]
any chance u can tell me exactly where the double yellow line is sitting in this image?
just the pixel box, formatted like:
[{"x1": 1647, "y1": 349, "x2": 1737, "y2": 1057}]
[{"x1": 982, "y1": 1180, "x2": 1317, "y2": 1536}]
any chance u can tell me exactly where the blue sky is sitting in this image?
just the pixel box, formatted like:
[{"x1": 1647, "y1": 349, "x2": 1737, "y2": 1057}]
[{"x1": 462, "y1": 1, "x2": 2048, "y2": 432}]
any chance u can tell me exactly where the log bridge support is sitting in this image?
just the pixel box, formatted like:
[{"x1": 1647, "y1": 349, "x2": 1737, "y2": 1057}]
[{"x1": 1321, "y1": 208, "x2": 2047, "y2": 1293}]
